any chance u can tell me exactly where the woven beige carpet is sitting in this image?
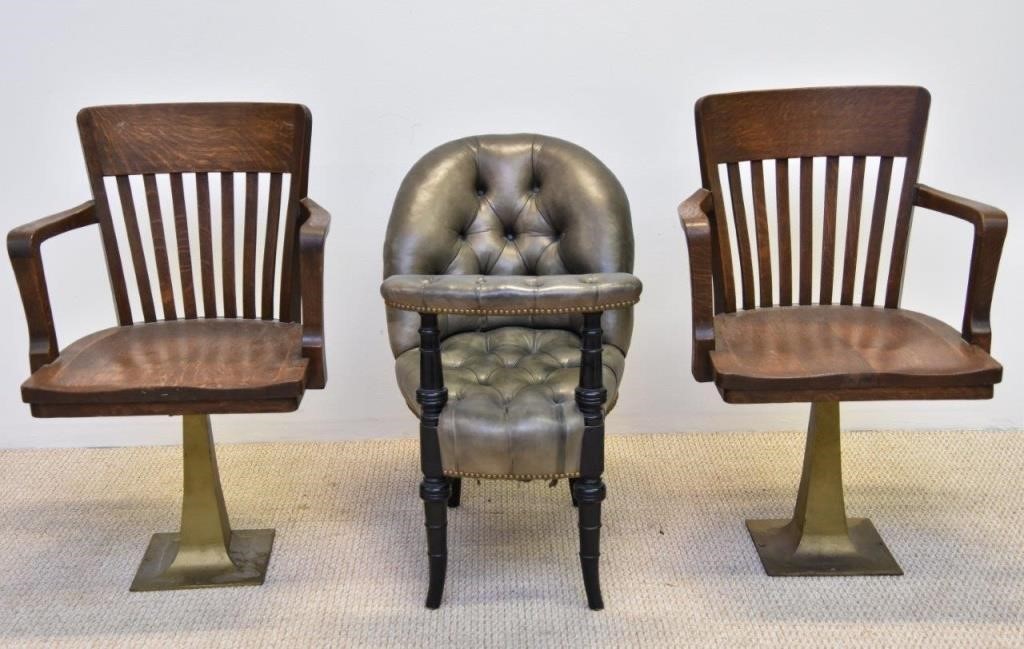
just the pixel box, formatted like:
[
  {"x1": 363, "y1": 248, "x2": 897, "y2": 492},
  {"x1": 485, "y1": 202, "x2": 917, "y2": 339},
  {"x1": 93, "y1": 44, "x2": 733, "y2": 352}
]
[{"x1": 0, "y1": 431, "x2": 1022, "y2": 648}]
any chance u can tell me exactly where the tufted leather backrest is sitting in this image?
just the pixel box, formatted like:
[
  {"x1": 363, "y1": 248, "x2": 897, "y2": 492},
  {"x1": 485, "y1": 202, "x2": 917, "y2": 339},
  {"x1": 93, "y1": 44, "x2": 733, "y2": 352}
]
[{"x1": 384, "y1": 134, "x2": 635, "y2": 357}]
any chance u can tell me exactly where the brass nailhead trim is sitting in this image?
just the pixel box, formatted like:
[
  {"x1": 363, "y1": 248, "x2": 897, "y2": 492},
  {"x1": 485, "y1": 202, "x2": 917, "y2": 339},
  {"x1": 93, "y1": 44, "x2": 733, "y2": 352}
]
[
  {"x1": 384, "y1": 298, "x2": 639, "y2": 315},
  {"x1": 444, "y1": 470, "x2": 580, "y2": 480}
]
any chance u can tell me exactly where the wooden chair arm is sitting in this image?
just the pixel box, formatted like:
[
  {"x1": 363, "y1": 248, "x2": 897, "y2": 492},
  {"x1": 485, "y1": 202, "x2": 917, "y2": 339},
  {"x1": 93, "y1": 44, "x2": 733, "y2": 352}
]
[
  {"x1": 914, "y1": 184, "x2": 1007, "y2": 352},
  {"x1": 7, "y1": 201, "x2": 98, "y2": 372},
  {"x1": 299, "y1": 197, "x2": 330, "y2": 388},
  {"x1": 678, "y1": 188, "x2": 716, "y2": 381}
]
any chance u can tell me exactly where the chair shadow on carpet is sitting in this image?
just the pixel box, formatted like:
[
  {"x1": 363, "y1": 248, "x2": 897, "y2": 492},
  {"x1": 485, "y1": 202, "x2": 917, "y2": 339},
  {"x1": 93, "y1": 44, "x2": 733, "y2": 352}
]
[{"x1": 0, "y1": 433, "x2": 1023, "y2": 642}]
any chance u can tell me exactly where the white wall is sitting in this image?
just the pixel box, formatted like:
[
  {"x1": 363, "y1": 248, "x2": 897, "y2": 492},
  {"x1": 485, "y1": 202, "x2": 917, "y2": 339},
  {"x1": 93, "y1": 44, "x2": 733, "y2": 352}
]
[{"x1": 0, "y1": 0, "x2": 1020, "y2": 448}]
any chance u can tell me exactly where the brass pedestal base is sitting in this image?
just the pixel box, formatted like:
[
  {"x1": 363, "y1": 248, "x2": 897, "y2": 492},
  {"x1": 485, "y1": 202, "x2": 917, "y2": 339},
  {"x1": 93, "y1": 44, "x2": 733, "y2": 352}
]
[
  {"x1": 747, "y1": 401, "x2": 903, "y2": 577},
  {"x1": 131, "y1": 528, "x2": 275, "y2": 591},
  {"x1": 746, "y1": 518, "x2": 901, "y2": 576},
  {"x1": 129, "y1": 414, "x2": 275, "y2": 592}
]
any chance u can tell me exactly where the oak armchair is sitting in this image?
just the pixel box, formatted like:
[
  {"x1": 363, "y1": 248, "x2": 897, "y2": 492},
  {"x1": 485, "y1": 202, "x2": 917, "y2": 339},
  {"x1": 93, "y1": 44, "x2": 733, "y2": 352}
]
[
  {"x1": 9, "y1": 103, "x2": 329, "y2": 590},
  {"x1": 381, "y1": 135, "x2": 642, "y2": 609},
  {"x1": 679, "y1": 86, "x2": 1005, "y2": 576}
]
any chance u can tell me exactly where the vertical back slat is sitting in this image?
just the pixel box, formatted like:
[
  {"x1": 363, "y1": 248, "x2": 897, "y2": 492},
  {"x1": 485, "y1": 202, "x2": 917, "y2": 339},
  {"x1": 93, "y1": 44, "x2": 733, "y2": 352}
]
[
  {"x1": 775, "y1": 159, "x2": 792, "y2": 306},
  {"x1": 726, "y1": 162, "x2": 755, "y2": 310},
  {"x1": 819, "y1": 156, "x2": 839, "y2": 305},
  {"x1": 220, "y1": 173, "x2": 237, "y2": 318},
  {"x1": 94, "y1": 192, "x2": 134, "y2": 324},
  {"x1": 277, "y1": 190, "x2": 301, "y2": 321},
  {"x1": 261, "y1": 173, "x2": 283, "y2": 319},
  {"x1": 708, "y1": 166, "x2": 737, "y2": 313},
  {"x1": 749, "y1": 160, "x2": 772, "y2": 307},
  {"x1": 169, "y1": 173, "x2": 197, "y2": 319},
  {"x1": 78, "y1": 111, "x2": 133, "y2": 326},
  {"x1": 840, "y1": 156, "x2": 866, "y2": 304},
  {"x1": 115, "y1": 176, "x2": 156, "y2": 322},
  {"x1": 242, "y1": 172, "x2": 259, "y2": 319},
  {"x1": 278, "y1": 109, "x2": 311, "y2": 323},
  {"x1": 861, "y1": 156, "x2": 894, "y2": 306},
  {"x1": 195, "y1": 172, "x2": 217, "y2": 318},
  {"x1": 798, "y1": 157, "x2": 813, "y2": 305},
  {"x1": 143, "y1": 173, "x2": 177, "y2": 320},
  {"x1": 883, "y1": 159, "x2": 923, "y2": 308}
]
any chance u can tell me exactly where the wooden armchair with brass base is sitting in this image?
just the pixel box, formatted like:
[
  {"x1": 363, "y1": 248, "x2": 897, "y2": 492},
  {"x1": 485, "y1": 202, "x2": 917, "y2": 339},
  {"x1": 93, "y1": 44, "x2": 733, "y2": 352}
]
[
  {"x1": 678, "y1": 87, "x2": 1006, "y2": 576},
  {"x1": 8, "y1": 103, "x2": 329, "y2": 591}
]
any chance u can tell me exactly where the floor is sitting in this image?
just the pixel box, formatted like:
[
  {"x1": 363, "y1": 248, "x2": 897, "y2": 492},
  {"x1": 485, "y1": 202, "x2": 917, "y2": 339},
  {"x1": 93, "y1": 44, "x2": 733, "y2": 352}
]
[{"x1": 0, "y1": 430, "x2": 1021, "y2": 647}]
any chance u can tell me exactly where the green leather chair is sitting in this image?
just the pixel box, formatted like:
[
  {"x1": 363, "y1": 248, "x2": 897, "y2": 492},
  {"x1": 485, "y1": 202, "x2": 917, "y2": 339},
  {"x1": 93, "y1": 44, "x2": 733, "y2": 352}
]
[{"x1": 381, "y1": 134, "x2": 642, "y2": 609}]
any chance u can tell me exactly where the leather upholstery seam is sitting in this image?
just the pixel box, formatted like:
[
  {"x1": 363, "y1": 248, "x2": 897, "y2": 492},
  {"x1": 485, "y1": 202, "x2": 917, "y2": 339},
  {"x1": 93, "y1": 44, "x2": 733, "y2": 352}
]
[
  {"x1": 383, "y1": 298, "x2": 639, "y2": 315},
  {"x1": 443, "y1": 470, "x2": 580, "y2": 480}
]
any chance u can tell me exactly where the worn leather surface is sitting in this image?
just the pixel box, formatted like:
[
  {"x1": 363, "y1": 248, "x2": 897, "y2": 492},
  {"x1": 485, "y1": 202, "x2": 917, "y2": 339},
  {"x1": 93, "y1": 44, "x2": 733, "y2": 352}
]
[
  {"x1": 381, "y1": 273, "x2": 641, "y2": 315},
  {"x1": 383, "y1": 134, "x2": 635, "y2": 357},
  {"x1": 396, "y1": 327, "x2": 625, "y2": 478},
  {"x1": 383, "y1": 134, "x2": 636, "y2": 479}
]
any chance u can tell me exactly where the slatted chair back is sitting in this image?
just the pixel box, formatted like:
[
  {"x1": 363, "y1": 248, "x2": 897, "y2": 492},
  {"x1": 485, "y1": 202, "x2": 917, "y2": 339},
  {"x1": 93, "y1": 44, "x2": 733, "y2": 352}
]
[
  {"x1": 694, "y1": 86, "x2": 930, "y2": 313},
  {"x1": 77, "y1": 103, "x2": 312, "y2": 325}
]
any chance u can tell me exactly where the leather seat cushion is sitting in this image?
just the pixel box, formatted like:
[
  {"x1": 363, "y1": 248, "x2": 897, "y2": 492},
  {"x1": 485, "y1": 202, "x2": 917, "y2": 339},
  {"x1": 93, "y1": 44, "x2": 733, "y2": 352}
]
[{"x1": 396, "y1": 327, "x2": 625, "y2": 479}]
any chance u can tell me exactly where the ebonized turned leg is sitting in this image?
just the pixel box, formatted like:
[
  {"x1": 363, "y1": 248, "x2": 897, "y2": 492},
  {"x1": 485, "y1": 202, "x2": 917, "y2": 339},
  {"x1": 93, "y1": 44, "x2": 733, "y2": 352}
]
[
  {"x1": 573, "y1": 477, "x2": 606, "y2": 610},
  {"x1": 416, "y1": 313, "x2": 451, "y2": 608},
  {"x1": 569, "y1": 477, "x2": 579, "y2": 507},
  {"x1": 421, "y1": 476, "x2": 450, "y2": 609},
  {"x1": 447, "y1": 477, "x2": 462, "y2": 508},
  {"x1": 574, "y1": 312, "x2": 608, "y2": 610}
]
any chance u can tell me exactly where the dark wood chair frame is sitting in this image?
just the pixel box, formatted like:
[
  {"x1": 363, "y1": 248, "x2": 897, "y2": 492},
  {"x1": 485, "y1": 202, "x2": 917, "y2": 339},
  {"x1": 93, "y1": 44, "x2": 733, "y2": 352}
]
[
  {"x1": 416, "y1": 311, "x2": 608, "y2": 610},
  {"x1": 679, "y1": 86, "x2": 1007, "y2": 576},
  {"x1": 8, "y1": 103, "x2": 330, "y2": 590}
]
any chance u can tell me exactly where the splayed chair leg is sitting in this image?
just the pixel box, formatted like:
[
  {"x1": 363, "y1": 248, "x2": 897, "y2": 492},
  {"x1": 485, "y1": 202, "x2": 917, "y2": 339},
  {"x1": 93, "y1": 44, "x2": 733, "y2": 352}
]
[
  {"x1": 574, "y1": 311, "x2": 607, "y2": 609},
  {"x1": 131, "y1": 414, "x2": 274, "y2": 591},
  {"x1": 574, "y1": 477, "x2": 606, "y2": 610},
  {"x1": 746, "y1": 401, "x2": 902, "y2": 576},
  {"x1": 416, "y1": 313, "x2": 450, "y2": 608},
  {"x1": 421, "y1": 476, "x2": 450, "y2": 608}
]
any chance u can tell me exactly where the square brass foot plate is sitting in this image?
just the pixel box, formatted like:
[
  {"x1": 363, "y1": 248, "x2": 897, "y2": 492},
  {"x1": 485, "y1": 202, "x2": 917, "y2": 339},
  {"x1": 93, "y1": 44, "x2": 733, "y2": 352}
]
[
  {"x1": 746, "y1": 518, "x2": 903, "y2": 576},
  {"x1": 130, "y1": 528, "x2": 275, "y2": 591}
]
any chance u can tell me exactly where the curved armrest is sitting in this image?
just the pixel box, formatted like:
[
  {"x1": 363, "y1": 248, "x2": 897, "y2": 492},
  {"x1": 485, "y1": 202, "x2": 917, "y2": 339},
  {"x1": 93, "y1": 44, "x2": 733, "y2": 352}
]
[
  {"x1": 914, "y1": 184, "x2": 1007, "y2": 352},
  {"x1": 7, "y1": 201, "x2": 98, "y2": 372},
  {"x1": 381, "y1": 273, "x2": 641, "y2": 315},
  {"x1": 678, "y1": 188, "x2": 715, "y2": 381},
  {"x1": 299, "y1": 197, "x2": 330, "y2": 388}
]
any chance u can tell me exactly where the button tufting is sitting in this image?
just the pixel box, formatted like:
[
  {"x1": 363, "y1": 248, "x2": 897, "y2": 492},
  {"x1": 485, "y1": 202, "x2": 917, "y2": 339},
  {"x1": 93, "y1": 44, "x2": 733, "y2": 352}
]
[
  {"x1": 395, "y1": 326, "x2": 628, "y2": 478},
  {"x1": 504, "y1": 231, "x2": 516, "y2": 241}
]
